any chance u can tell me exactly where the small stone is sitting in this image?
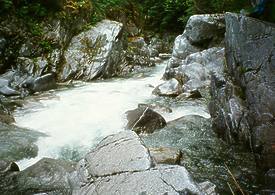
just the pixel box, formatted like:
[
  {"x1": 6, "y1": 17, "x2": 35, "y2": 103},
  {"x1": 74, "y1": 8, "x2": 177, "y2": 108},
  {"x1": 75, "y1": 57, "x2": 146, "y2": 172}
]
[
  {"x1": 149, "y1": 147, "x2": 182, "y2": 165},
  {"x1": 198, "y1": 181, "x2": 217, "y2": 195}
]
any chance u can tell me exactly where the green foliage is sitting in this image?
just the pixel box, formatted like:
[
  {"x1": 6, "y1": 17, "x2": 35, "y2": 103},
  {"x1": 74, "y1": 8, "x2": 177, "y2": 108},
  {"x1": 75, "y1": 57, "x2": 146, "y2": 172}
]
[
  {"x1": 29, "y1": 23, "x2": 43, "y2": 36},
  {"x1": 138, "y1": 0, "x2": 194, "y2": 32},
  {"x1": 18, "y1": 3, "x2": 47, "y2": 17},
  {"x1": 193, "y1": 0, "x2": 250, "y2": 14},
  {"x1": 38, "y1": 40, "x2": 54, "y2": 53},
  {"x1": 0, "y1": 0, "x2": 48, "y2": 17},
  {"x1": 90, "y1": 0, "x2": 132, "y2": 24},
  {"x1": 0, "y1": 0, "x2": 255, "y2": 33},
  {"x1": 1, "y1": 0, "x2": 13, "y2": 11}
]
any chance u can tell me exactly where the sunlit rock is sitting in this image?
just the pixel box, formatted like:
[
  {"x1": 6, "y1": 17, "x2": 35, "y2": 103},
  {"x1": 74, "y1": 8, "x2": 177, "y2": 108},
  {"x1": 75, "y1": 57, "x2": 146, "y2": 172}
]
[
  {"x1": 153, "y1": 78, "x2": 182, "y2": 97},
  {"x1": 84, "y1": 131, "x2": 153, "y2": 176},
  {"x1": 172, "y1": 47, "x2": 224, "y2": 91},
  {"x1": 172, "y1": 35, "x2": 200, "y2": 62},
  {"x1": 185, "y1": 14, "x2": 225, "y2": 46},
  {"x1": 72, "y1": 131, "x2": 202, "y2": 195},
  {"x1": 61, "y1": 20, "x2": 124, "y2": 81}
]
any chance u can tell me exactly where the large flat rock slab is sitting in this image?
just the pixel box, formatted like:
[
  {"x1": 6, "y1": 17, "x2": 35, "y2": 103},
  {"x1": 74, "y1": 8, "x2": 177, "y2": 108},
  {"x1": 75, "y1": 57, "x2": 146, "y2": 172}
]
[
  {"x1": 75, "y1": 165, "x2": 201, "y2": 195},
  {"x1": 72, "y1": 131, "x2": 203, "y2": 194},
  {"x1": 84, "y1": 131, "x2": 153, "y2": 177}
]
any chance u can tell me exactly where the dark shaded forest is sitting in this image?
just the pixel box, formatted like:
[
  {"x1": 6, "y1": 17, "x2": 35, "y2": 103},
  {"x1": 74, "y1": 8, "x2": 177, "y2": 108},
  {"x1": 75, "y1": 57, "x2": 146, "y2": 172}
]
[{"x1": 0, "y1": 0, "x2": 250, "y2": 32}]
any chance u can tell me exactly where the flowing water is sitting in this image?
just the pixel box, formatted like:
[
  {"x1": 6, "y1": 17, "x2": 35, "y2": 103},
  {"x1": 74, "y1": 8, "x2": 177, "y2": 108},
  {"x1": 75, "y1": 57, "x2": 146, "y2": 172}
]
[
  {"x1": 14, "y1": 61, "x2": 208, "y2": 169},
  {"x1": 14, "y1": 61, "x2": 259, "y2": 193}
]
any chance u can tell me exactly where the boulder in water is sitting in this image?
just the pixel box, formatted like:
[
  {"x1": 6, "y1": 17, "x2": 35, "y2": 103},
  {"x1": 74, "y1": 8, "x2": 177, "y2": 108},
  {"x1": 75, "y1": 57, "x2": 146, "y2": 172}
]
[
  {"x1": 0, "y1": 123, "x2": 46, "y2": 161},
  {"x1": 125, "y1": 107, "x2": 166, "y2": 134},
  {"x1": 14, "y1": 158, "x2": 76, "y2": 194},
  {"x1": 0, "y1": 86, "x2": 20, "y2": 96},
  {"x1": 153, "y1": 78, "x2": 182, "y2": 97},
  {"x1": 23, "y1": 73, "x2": 57, "y2": 93}
]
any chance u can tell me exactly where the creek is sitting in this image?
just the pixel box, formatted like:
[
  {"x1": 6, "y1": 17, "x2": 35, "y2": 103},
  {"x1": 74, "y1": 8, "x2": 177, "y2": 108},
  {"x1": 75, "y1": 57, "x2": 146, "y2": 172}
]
[{"x1": 13, "y1": 60, "x2": 258, "y2": 193}]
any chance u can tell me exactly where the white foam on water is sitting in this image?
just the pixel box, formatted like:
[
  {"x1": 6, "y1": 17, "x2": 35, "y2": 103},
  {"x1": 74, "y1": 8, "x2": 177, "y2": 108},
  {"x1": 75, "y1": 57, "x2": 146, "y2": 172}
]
[{"x1": 14, "y1": 61, "x2": 209, "y2": 169}]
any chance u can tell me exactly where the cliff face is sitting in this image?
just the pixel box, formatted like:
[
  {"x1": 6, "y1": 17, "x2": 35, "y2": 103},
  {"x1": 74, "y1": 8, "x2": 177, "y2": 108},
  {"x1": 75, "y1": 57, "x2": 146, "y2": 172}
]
[{"x1": 210, "y1": 12, "x2": 275, "y2": 190}]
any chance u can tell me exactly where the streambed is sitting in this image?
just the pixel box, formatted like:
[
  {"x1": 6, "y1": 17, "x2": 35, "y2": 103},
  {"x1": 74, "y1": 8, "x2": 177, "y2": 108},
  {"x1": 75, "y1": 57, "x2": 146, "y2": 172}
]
[{"x1": 13, "y1": 61, "x2": 258, "y2": 193}]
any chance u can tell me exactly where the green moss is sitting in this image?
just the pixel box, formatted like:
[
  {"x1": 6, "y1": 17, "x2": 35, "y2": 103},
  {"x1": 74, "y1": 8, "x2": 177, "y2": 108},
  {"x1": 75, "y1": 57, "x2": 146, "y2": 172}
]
[
  {"x1": 239, "y1": 66, "x2": 248, "y2": 75},
  {"x1": 29, "y1": 23, "x2": 43, "y2": 36},
  {"x1": 38, "y1": 40, "x2": 54, "y2": 53}
]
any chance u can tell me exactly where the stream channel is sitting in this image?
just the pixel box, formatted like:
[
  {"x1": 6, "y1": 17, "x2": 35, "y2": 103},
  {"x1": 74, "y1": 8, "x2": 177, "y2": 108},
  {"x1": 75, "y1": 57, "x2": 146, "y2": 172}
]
[{"x1": 14, "y1": 61, "x2": 259, "y2": 194}]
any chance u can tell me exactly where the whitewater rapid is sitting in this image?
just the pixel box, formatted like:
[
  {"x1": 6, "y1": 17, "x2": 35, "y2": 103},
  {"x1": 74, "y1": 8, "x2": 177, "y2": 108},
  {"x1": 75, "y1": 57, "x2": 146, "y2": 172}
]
[{"x1": 14, "y1": 61, "x2": 209, "y2": 169}]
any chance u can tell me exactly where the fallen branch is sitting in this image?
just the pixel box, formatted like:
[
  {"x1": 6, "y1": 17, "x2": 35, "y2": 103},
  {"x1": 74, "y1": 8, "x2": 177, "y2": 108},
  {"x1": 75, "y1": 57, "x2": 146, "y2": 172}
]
[
  {"x1": 224, "y1": 163, "x2": 245, "y2": 195},
  {"x1": 227, "y1": 182, "x2": 235, "y2": 195}
]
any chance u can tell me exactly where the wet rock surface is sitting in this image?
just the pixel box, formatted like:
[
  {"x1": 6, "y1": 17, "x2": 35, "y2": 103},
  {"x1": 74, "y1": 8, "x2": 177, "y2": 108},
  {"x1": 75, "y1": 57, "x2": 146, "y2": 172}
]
[
  {"x1": 138, "y1": 103, "x2": 172, "y2": 113},
  {"x1": 0, "y1": 160, "x2": 19, "y2": 173},
  {"x1": 198, "y1": 181, "x2": 217, "y2": 195},
  {"x1": 209, "y1": 13, "x2": 275, "y2": 189},
  {"x1": 141, "y1": 115, "x2": 258, "y2": 194},
  {"x1": 23, "y1": 73, "x2": 57, "y2": 93},
  {"x1": 262, "y1": 169, "x2": 275, "y2": 193},
  {"x1": 209, "y1": 76, "x2": 250, "y2": 143},
  {"x1": 1, "y1": 158, "x2": 76, "y2": 195},
  {"x1": 125, "y1": 107, "x2": 167, "y2": 134},
  {"x1": 0, "y1": 122, "x2": 45, "y2": 161}
]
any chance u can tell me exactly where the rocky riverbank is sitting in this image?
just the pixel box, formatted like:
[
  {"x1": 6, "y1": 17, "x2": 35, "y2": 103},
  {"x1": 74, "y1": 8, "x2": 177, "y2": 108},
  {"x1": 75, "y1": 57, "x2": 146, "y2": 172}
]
[
  {"x1": 0, "y1": 6, "x2": 274, "y2": 194},
  {"x1": 209, "y1": 13, "x2": 275, "y2": 193}
]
